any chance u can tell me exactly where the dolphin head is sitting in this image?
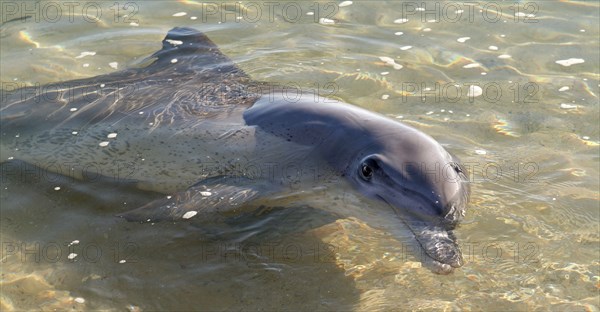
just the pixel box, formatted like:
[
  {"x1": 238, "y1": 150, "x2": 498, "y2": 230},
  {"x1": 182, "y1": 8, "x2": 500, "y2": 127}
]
[
  {"x1": 346, "y1": 129, "x2": 470, "y2": 227},
  {"x1": 244, "y1": 95, "x2": 470, "y2": 270},
  {"x1": 343, "y1": 128, "x2": 470, "y2": 269}
]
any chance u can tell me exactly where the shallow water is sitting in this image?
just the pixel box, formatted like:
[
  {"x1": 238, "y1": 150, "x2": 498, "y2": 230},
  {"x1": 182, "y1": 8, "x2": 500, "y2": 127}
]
[{"x1": 1, "y1": 0, "x2": 599, "y2": 311}]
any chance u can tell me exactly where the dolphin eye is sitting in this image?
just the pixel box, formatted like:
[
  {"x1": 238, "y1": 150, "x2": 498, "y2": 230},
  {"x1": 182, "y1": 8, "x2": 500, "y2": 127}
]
[
  {"x1": 359, "y1": 158, "x2": 378, "y2": 181},
  {"x1": 360, "y1": 163, "x2": 373, "y2": 180}
]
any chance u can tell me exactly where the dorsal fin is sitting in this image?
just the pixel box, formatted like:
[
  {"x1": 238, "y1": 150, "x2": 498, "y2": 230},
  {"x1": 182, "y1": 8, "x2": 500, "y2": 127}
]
[
  {"x1": 1, "y1": 27, "x2": 260, "y2": 128},
  {"x1": 143, "y1": 27, "x2": 249, "y2": 81}
]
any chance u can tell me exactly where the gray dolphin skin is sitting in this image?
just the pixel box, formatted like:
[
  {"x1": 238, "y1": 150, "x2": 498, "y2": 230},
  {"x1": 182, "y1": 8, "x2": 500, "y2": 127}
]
[{"x1": 1, "y1": 27, "x2": 469, "y2": 273}]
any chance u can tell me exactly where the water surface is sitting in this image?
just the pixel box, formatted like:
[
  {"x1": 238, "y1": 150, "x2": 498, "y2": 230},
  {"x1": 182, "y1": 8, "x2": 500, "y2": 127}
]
[{"x1": 1, "y1": 1, "x2": 598, "y2": 310}]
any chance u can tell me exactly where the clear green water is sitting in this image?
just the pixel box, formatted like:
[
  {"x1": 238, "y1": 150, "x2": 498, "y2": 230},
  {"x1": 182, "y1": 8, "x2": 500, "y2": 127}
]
[{"x1": 1, "y1": 1, "x2": 598, "y2": 310}]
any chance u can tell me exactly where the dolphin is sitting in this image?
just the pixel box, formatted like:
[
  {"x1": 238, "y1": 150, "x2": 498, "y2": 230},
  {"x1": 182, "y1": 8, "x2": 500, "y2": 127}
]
[{"x1": 0, "y1": 27, "x2": 469, "y2": 273}]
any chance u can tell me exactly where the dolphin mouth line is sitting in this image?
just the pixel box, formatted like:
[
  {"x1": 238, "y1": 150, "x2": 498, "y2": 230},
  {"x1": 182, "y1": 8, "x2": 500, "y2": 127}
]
[{"x1": 383, "y1": 179, "x2": 463, "y2": 230}]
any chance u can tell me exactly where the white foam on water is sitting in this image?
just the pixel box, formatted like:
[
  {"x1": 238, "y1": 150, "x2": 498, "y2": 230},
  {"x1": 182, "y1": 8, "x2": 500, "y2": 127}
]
[
  {"x1": 555, "y1": 58, "x2": 584, "y2": 67},
  {"x1": 514, "y1": 12, "x2": 534, "y2": 17},
  {"x1": 467, "y1": 85, "x2": 483, "y2": 97},
  {"x1": 319, "y1": 18, "x2": 335, "y2": 25},
  {"x1": 379, "y1": 56, "x2": 402, "y2": 70},
  {"x1": 560, "y1": 103, "x2": 577, "y2": 109},
  {"x1": 182, "y1": 211, "x2": 198, "y2": 219},
  {"x1": 379, "y1": 56, "x2": 393, "y2": 63},
  {"x1": 463, "y1": 63, "x2": 480, "y2": 68},
  {"x1": 75, "y1": 51, "x2": 96, "y2": 59}
]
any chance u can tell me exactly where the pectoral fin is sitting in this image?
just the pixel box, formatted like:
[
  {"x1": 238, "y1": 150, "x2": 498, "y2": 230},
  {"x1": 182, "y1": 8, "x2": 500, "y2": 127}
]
[{"x1": 118, "y1": 177, "x2": 277, "y2": 222}]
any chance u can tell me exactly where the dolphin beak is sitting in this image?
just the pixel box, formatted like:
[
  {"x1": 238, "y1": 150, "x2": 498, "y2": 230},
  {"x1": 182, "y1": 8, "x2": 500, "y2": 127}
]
[{"x1": 379, "y1": 195, "x2": 465, "y2": 270}]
